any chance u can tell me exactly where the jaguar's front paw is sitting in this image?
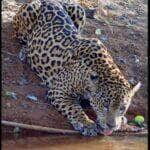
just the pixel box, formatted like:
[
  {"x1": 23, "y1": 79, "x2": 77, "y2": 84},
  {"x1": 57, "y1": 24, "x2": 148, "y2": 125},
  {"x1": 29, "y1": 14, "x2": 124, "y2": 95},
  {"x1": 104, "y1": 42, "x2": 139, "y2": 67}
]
[
  {"x1": 82, "y1": 122, "x2": 99, "y2": 136},
  {"x1": 72, "y1": 120, "x2": 98, "y2": 136}
]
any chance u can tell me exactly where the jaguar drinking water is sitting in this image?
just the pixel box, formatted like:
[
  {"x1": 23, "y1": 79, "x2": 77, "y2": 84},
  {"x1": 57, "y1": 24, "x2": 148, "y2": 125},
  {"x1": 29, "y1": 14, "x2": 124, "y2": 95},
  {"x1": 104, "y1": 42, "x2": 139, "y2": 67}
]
[{"x1": 13, "y1": 0, "x2": 141, "y2": 136}]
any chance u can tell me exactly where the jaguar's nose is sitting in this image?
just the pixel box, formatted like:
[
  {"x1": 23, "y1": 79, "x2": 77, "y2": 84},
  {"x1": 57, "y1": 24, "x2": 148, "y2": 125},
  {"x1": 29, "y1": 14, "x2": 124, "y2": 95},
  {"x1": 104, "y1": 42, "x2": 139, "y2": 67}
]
[
  {"x1": 97, "y1": 123, "x2": 113, "y2": 136},
  {"x1": 107, "y1": 123, "x2": 116, "y2": 129},
  {"x1": 99, "y1": 125, "x2": 113, "y2": 135}
]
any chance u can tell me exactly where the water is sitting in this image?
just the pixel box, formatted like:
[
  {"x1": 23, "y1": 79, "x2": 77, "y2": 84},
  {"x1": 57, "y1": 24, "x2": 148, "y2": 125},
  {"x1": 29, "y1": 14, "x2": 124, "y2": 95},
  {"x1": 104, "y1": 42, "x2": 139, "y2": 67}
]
[{"x1": 2, "y1": 134, "x2": 148, "y2": 150}]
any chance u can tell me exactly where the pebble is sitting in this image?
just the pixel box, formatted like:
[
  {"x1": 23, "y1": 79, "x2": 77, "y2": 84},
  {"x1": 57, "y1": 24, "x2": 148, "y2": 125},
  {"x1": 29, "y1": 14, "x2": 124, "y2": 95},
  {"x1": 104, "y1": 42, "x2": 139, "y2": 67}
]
[
  {"x1": 116, "y1": 57, "x2": 126, "y2": 64},
  {"x1": 129, "y1": 19, "x2": 138, "y2": 25},
  {"x1": 12, "y1": 81, "x2": 16, "y2": 84},
  {"x1": 38, "y1": 82, "x2": 47, "y2": 87},
  {"x1": 18, "y1": 74, "x2": 29, "y2": 85},
  {"x1": 127, "y1": 11, "x2": 136, "y2": 17},
  {"x1": 18, "y1": 47, "x2": 27, "y2": 62},
  {"x1": 117, "y1": 14, "x2": 128, "y2": 21},
  {"x1": 95, "y1": 28, "x2": 102, "y2": 35},
  {"x1": 128, "y1": 54, "x2": 140, "y2": 64},
  {"x1": 105, "y1": 3, "x2": 118, "y2": 10},
  {"x1": 5, "y1": 91, "x2": 18, "y2": 100},
  {"x1": 85, "y1": 8, "x2": 96, "y2": 19},
  {"x1": 135, "y1": 57, "x2": 140, "y2": 64},
  {"x1": 4, "y1": 57, "x2": 10, "y2": 61},
  {"x1": 129, "y1": 78, "x2": 137, "y2": 85},
  {"x1": 6, "y1": 103, "x2": 11, "y2": 108},
  {"x1": 20, "y1": 103, "x2": 28, "y2": 109},
  {"x1": 99, "y1": 35, "x2": 108, "y2": 42},
  {"x1": 13, "y1": 127, "x2": 20, "y2": 133},
  {"x1": 4, "y1": 57, "x2": 13, "y2": 63},
  {"x1": 26, "y1": 94, "x2": 38, "y2": 102}
]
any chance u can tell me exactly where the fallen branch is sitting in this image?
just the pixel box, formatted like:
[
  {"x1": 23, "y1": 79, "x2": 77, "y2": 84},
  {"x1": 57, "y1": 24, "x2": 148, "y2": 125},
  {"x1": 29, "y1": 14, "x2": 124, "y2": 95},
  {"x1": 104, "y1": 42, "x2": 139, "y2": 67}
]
[
  {"x1": 2, "y1": 120, "x2": 147, "y2": 136},
  {"x1": 2, "y1": 120, "x2": 78, "y2": 135}
]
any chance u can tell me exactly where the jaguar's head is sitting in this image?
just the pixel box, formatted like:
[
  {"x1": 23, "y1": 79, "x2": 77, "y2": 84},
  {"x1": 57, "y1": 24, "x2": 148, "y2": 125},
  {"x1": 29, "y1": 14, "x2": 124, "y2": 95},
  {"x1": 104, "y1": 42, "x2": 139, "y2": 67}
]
[{"x1": 81, "y1": 42, "x2": 141, "y2": 135}]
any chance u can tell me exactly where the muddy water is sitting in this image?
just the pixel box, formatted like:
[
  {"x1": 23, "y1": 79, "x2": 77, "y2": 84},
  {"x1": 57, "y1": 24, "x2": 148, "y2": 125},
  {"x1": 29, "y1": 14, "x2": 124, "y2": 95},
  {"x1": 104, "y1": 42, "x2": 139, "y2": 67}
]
[{"x1": 2, "y1": 134, "x2": 147, "y2": 150}]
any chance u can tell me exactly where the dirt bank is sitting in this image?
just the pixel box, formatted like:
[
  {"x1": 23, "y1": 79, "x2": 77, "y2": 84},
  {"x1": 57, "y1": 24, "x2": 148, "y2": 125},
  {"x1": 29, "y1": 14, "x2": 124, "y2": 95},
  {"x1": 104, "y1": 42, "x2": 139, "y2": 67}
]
[{"x1": 2, "y1": 0, "x2": 148, "y2": 135}]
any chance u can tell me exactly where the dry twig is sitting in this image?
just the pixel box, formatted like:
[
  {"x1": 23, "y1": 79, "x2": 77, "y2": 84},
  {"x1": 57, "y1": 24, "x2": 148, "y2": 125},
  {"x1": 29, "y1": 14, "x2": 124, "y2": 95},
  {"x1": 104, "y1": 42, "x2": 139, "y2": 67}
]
[
  {"x1": 2, "y1": 120, "x2": 78, "y2": 135},
  {"x1": 2, "y1": 120, "x2": 148, "y2": 136}
]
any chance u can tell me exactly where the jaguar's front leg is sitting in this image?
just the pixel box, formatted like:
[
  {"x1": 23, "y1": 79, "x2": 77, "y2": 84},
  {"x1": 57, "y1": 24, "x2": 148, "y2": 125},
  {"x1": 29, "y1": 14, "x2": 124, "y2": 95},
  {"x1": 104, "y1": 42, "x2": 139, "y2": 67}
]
[{"x1": 47, "y1": 90, "x2": 99, "y2": 136}]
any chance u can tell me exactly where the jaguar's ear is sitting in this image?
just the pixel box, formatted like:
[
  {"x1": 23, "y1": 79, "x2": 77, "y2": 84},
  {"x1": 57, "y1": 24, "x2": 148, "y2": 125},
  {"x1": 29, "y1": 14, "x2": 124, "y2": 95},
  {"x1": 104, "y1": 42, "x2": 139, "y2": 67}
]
[{"x1": 130, "y1": 82, "x2": 141, "y2": 97}]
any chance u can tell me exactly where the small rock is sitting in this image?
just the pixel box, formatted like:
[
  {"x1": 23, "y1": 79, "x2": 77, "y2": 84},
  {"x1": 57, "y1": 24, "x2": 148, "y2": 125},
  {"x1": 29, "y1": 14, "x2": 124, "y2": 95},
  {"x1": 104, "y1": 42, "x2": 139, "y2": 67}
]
[
  {"x1": 26, "y1": 94, "x2": 38, "y2": 102},
  {"x1": 6, "y1": 103, "x2": 11, "y2": 108},
  {"x1": 119, "y1": 1, "x2": 126, "y2": 6},
  {"x1": 117, "y1": 13, "x2": 128, "y2": 21},
  {"x1": 18, "y1": 47, "x2": 27, "y2": 62},
  {"x1": 4, "y1": 91, "x2": 18, "y2": 100},
  {"x1": 129, "y1": 78, "x2": 137, "y2": 85},
  {"x1": 128, "y1": 54, "x2": 140, "y2": 64},
  {"x1": 117, "y1": 16, "x2": 126, "y2": 21},
  {"x1": 99, "y1": 35, "x2": 108, "y2": 42},
  {"x1": 129, "y1": 19, "x2": 138, "y2": 25},
  {"x1": 12, "y1": 81, "x2": 16, "y2": 84},
  {"x1": 13, "y1": 127, "x2": 20, "y2": 133},
  {"x1": 95, "y1": 28, "x2": 102, "y2": 35},
  {"x1": 142, "y1": 123, "x2": 147, "y2": 128},
  {"x1": 85, "y1": 8, "x2": 96, "y2": 19},
  {"x1": 4, "y1": 57, "x2": 10, "y2": 61},
  {"x1": 4, "y1": 57, "x2": 13, "y2": 63},
  {"x1": 18, "y1": 74, "x2": 29, "y2": 85},
  {"x1": 20, "y1": 103, "x2": 28, "y2": 109},
  {"x1": 134, "y1": 57, "x2": 140, "y2": 64},
  {"x1": 38, "y1": 82, "x2": 47, "y2": 87},
  {"x1": 116, "y1": 57, "x2": 126, "y2": 64},
  {"x1": 105, "y1": 3, "x2": 118, "y2": 10},
  {"x1": 127, "y1": 11, "x2": 136, "y2": 17}
]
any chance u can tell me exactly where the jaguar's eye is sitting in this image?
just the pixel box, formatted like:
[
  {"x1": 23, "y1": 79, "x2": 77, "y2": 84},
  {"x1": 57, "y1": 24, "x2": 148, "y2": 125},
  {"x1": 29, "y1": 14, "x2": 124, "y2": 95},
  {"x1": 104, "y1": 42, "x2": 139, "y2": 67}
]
[
  {"x1": 120, "y1": 105, "x2": 126, "y2": 111},
  {"x1": 119, "y1": 105, "x2": 126, "y2": 115},
  {"x1": 90, "y1": 74, "x2": 99, "y2": 81}
]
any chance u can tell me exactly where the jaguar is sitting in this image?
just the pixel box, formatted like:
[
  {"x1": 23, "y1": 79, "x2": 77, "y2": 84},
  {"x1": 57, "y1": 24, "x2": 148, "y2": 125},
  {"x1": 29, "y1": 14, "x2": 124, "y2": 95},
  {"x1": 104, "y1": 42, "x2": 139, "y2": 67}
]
[{"x1": 13, "y1": 0, "x2": 141, "y2": 136}]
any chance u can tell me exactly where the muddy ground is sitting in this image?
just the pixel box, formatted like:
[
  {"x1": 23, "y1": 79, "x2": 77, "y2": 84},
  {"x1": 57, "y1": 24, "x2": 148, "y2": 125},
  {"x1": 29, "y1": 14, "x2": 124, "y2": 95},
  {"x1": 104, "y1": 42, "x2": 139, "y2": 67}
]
[{"x1": 2, "y1": 0, "x2": 148, "y2": 135}]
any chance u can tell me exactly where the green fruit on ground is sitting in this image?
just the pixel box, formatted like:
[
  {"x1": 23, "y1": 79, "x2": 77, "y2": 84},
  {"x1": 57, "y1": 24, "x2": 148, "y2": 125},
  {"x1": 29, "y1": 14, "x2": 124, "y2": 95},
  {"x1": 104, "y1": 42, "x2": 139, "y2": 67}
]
[{"x1": 134, "y1": 115, "x2": 144, "y2": 125}]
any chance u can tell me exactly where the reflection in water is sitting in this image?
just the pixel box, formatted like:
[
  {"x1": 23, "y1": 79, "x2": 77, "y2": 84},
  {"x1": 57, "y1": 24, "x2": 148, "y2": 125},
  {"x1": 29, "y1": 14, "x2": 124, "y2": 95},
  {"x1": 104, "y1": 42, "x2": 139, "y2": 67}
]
[{"x1": 2, "y1": 134, "x2": 147, "y2": 150}]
